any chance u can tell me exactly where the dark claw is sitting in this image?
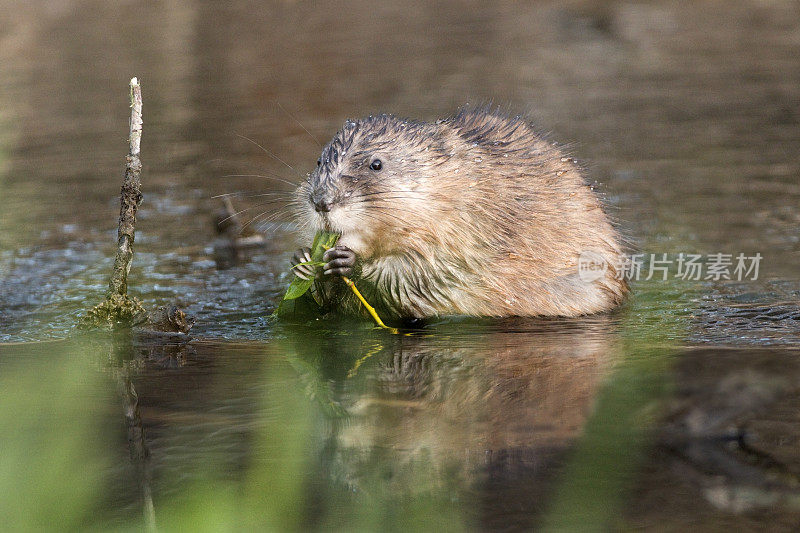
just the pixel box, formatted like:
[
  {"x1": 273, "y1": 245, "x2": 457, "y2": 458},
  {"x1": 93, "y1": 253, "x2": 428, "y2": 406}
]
[
  {"x1": 291, "y1": 247, "x2": 313, "y2": 279},
  {"x1": 292, "y1": 247, "x2": 311, "y2": 264},
  {"x1": 324, "y1": 267, "x2": 352, "y2": 276},
  {"x1": 322, "y1": 245, "x2": 356, "y2": 277}
]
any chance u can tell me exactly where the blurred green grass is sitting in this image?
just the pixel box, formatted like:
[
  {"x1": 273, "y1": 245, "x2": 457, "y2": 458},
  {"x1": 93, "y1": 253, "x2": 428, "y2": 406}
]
[
  {"x1": 0, "y1": 335, "x2": 468, "y2": 532},
  {"x1": 541, "y1": 281, "x2": 692, "y2": 531},
  {"x1": 0, "y1": 341, "x2": 115, "y2": 531}
]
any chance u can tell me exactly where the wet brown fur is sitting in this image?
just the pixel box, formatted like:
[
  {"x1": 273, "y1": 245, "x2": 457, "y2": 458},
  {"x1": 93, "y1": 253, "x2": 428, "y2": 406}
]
[{"x1": 294, "y1": 105, "x2": 628, "y2": 319}]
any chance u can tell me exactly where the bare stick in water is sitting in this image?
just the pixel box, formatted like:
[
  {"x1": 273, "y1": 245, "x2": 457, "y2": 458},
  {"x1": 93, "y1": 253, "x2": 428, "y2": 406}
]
[
  {"x1": 81, "y1": 78, "x2": 147, "y2": 328},
  {"x1": 109, "y1": 77, "x2": 144, "y2": 297}
]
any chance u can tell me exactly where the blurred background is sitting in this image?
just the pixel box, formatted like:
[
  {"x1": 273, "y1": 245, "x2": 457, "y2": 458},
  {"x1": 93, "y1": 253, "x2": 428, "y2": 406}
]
[{"x1": 1, "y1": 1, "x2": 799, "y2": 531}]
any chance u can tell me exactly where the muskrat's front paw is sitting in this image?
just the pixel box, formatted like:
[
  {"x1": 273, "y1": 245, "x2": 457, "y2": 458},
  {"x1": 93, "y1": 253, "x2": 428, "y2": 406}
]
[
  {"x1": 291, "y1": 247, "x2": 314, "y2": 280},
  {"x1": 322, "y1": 245, "x2": 357, "y2": 277}
]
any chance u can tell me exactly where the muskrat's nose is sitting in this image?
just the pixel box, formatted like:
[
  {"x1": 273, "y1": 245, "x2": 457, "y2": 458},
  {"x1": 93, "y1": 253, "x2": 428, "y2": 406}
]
[
  {"x1": 312, "y1": 196, "x2": 332, "y2": 212},
  {"x1": 311, "y1": 187, "x2": 334, "y2": 212}
]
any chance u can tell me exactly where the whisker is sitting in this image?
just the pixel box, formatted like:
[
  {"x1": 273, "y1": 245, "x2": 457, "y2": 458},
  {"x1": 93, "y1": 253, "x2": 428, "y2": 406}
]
[
  {"x1": 361, "y1": 205, "x2": 440, "y2": 224},
  {"x1": 357, "y1": 213, "x2": 416, "y2": 232},
  {"x1": 347, "y1": 195, "x2": 426, "y2": 206},
  {"x1": 218, "y1": 173, "x2": 299, "y2": 188},
  {"x1": 346, "y1": 200, "x2": 430, "y2": 214},
  {"x1": 235, "y1": 133, "x2": 304, "y2": 177},
  {"x1": 347, "y1": 191, "x2": 425, "y2": 201},
  {"x1": 242, "y1": 210, "x2": 285, "y2": 233},
  {"x1": 212, "y1": 191, "x2": 294, "y2": 200},
  {"x1": 273, "y1": 101, "x2": 322, "y2": 147},
  {"x1": 349, "y1": 189, "x2": 422, "y2": 199},
  {"x1": 248, "y1": 208, "x2": 294, "y2": 232},
  {"x1": 219, "y1": 200, "x2": 291, "y2": 225},
  {"x1": 356, "y1": 208, "x2": 410, "y2": 227},
  {"x1": 351, "y1": 195, "x2": 422, "y2": 205}
]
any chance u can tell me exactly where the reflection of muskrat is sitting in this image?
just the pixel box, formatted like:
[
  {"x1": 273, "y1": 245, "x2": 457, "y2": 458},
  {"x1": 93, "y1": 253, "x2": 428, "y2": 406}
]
[{"x1": 291, "y1": 106, "x2": 628, "y2": 319}]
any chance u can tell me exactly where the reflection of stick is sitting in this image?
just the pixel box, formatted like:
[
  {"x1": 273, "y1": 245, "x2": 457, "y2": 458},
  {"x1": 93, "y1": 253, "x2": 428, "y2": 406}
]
[
  {"x1": 119, "y1": 365, "x2": 157, "y2": 532},
  {"x1": 108, "y1": 78, "x2": 143, "y2": 297},
  {"x1": 342, "y1": 276, "x2": 398, "y2": 333}
]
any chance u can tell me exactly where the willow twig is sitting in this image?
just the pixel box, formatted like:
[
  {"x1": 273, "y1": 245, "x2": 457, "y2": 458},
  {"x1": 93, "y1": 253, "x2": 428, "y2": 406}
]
[{"x1": 342, "y1": 276, "x2": 398, "y2": 333}]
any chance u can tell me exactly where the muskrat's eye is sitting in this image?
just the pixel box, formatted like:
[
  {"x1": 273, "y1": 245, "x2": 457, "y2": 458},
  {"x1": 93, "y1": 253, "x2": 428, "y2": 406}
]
[
  {"x1": 316, "y1": 158, "x2": 321, "y2": 167},
  {"x1": 370, "y1": 159, "x2": 383, "y2": 171}
]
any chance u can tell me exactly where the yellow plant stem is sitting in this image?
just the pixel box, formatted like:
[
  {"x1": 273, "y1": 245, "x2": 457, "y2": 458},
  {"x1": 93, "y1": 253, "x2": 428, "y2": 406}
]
[{"x1": 341, "y1": 276, "x2": 398, "y2": 334}]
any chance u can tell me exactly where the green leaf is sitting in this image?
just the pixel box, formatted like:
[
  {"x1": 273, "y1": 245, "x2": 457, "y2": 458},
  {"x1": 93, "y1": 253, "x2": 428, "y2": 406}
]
[
  {"x1": 280, "y1": 231, "x2": 340, "y2": 301},
  {"x1": 283, "y1": 278, "x2": 314, "y2": 300}
]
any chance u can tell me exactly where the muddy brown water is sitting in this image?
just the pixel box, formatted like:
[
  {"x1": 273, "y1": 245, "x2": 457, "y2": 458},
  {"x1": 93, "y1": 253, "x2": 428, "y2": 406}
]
[{"x1": 1, "y1": 1, "x2": 799, "y2": 530}]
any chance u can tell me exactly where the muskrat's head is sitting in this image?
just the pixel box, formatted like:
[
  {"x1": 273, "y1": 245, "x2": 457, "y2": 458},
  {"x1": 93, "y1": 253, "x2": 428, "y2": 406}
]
[{"x1": 295, "y1": 115, "x2": 442, "y2": 257}]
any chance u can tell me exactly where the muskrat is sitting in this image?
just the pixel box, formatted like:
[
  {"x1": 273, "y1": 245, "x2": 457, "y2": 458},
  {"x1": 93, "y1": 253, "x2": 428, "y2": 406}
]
[{"x1": 290, "y1": 105, "x2": 628, "y2": 320}]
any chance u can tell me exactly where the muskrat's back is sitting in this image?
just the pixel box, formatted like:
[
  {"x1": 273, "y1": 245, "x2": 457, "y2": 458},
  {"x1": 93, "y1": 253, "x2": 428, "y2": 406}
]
[{"x1": 292, "y1": 105, "x2": 628, "y2": 319}]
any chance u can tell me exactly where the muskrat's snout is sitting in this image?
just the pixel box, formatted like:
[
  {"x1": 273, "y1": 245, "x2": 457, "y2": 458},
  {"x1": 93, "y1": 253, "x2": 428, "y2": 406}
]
[
  {"x1": 310, "y1": 184, "x2": 335, "y2": 212},
  {"x1": 311, "y1": 193, "x2": 332, "y2": 213}
]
